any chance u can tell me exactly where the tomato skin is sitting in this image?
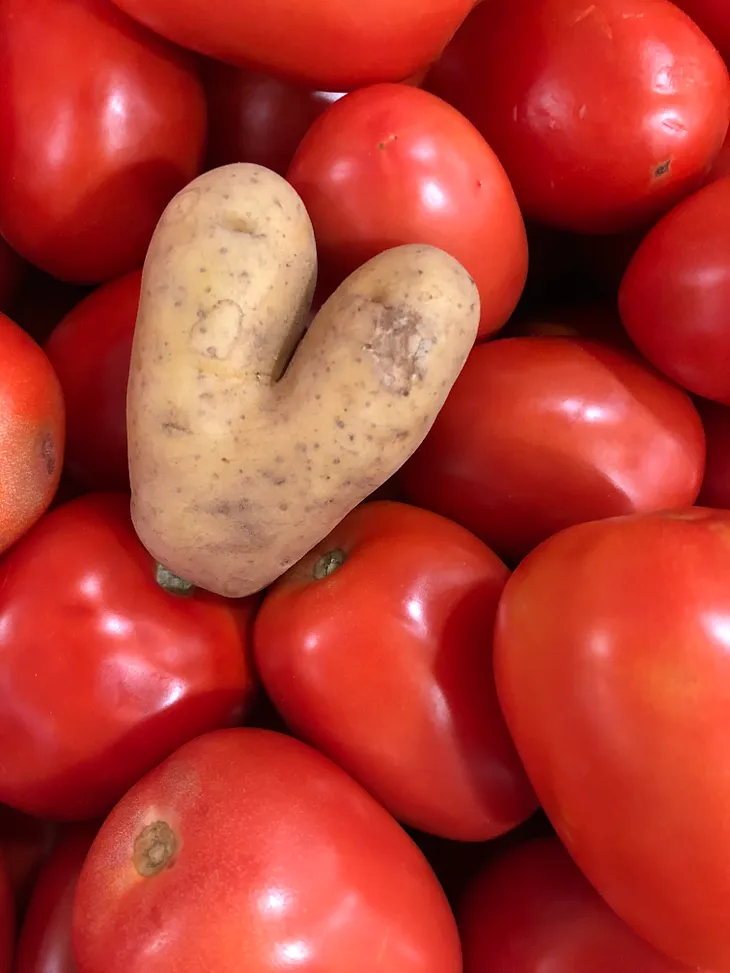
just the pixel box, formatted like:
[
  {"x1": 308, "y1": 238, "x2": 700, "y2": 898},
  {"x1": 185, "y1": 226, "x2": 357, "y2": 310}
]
[
  {"x1": 399, "y1": 337, "x2": 705, "y2": 565},
  {"x1": 288, "y1": 84, "x2": 527, "y2": 340},
  {"x1": 427, "y1": 0, "x2": 730, "y2": 234},
  {"x1": 0, "y1": 312, "x2": 65, "y2": 556},
  {"x1": 255, "y1": 501, "x2": 536, "y2": 841},
  {"x1": 72, "y1": 728, "x2": 462, "y2": 973},
  {"x1": 695, "y1": 397, "x2": 730, "y2": 507},
  {"x1": 110, "y1": 0, "x2": 473, "y2": 90},
  {"x1": 674, "y1": 0, "x2": 730, "y2": 63},
  {"x1": 45, "y1": 272, "x2": 140, "y2": 491},
  {"x1": 0, "y1": 0, "x2": 206, "y2": 284},
  {"x1": 493, "y1": 509, "x2": 730, "y2": 970},
  {"x1": 620, "y1": 177, "x2": 730, "y2": 404},
  {"x1": 0, "y1": 493, "x2": 258, "y2": 822},
  {"x1": 460, "y1": 838, "x2": 694, "y2": 973},
  {"x1": 14, "y1": 825, "x2": 96, "y2": 973},
  {"x1": 203, "y1": 62, "x2": 343, "y2": 175}
]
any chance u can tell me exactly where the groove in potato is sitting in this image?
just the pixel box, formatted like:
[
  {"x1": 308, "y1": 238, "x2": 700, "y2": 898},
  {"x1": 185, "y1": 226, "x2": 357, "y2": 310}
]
[{"x1": 127, "y1": 163, "x2": 479, "y2": 597}]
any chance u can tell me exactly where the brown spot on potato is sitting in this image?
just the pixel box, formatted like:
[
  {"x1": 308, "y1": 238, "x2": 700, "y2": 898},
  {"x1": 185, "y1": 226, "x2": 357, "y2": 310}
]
[
  {"x1": 364, "y1": 302, "x2": 435, "y2": 395},
  {"x1": 189, "y1": 301, "x2": 243, "y2": 360}
]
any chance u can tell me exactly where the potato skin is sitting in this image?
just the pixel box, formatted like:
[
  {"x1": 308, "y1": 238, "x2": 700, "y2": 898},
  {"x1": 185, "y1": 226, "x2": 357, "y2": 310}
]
[{"x1": 128, "y1": 163, "x2": 479, "y2": 597}]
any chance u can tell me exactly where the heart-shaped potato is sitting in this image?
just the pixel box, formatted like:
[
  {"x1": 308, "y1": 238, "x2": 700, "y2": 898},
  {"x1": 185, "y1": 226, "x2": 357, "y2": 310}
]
[
  {"x1": 111, "y1": 0, "x2": 472, "y2": 90},
  {"x1": 127, "y1": 164, "x2": 479, "y2": 597}
]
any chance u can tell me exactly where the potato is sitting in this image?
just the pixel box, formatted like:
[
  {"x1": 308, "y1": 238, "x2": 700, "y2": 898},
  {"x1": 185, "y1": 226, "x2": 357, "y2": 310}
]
[{"x1": 128, "y1": 163, "x2": 479, "y2": 597}]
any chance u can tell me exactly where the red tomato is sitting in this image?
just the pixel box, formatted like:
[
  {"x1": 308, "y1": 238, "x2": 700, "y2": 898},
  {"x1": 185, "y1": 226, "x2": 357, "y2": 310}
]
[
  {"x1": 704, "y1": 128, "x2": 730, "y2": 183},
  {"x1": 72, "y1": 728, "x2": 462, "y2": 973},
  {"x1": 0, "y1": 237, "x2": 26, "y2": 313},
  {"x1": 674, "y1": 0, "x2": 730, "y2": 63},
  {"x1": 399, "y1": 337, "x2": 705, "y2": 564},
  {"x1": 0, "y1": 493, "x2": 258, "y2": 822},
  {"x1": 0, "y1": 806, "x2": 57, "y2": 914},
  {"x1": 695, "y1": 397, "x2": 730, "y2": 507},
  {"x1": 255, "y1": 501, "x2": 536, "y2": 841},
  {"x1": 460, "y1": 837, "x2": 696, "y2": 973},
  {"x1": 0, "y1": 312, "x2": 65, "y2": 556},
  {"x1": 426, "y1": 0, "x2": 730, "y2": 233},
  {"x1": 0, "y1": 0, "x2": 206, "y2": 284},
  {"x1": 203, "y1": 62, "x2": 343, "y2": 175},
  {"x1": 14, "y1": 825, "x2": 96, "y2": 973},
  {"x1": 45, "y1": 271, "x2": 140, "y2": 491},
  {"x1": 288, "y1": 84, "x2": 527, "y2": 340},
  {"x1": 494, "y1": 509, "x2": 730, "y2": 970},
  {"x1": 110, "y1": 0, "x2": 473, "y2": 90},
  {"x1": 620, "y1": 177, "x2": 730, "y2": 404},
  {"x1": 0, "y1": 857, "x2": 12, "y2": 973}
]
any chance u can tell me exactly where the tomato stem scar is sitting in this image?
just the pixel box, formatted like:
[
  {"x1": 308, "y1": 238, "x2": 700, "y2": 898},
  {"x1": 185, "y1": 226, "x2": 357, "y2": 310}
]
[
  {"x1": 156, "y1": 563, "x2": 196, "y2": 596},
  {"x1": 313, "y1": 548, "x2": 347, "y2": 580},
  {"x1": 133, "y1": 821, "x2": 178, "y2": 877}
]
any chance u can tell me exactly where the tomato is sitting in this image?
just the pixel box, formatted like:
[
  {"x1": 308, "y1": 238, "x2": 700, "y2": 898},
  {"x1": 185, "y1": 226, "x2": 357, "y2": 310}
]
[
  {"x1": 0, "y1": 856, "x2": 12, "y2": 973},
  {"x1": 0, "y1": 0, "x2": 206, "y2": 284},
  {"x1": 0, "y1": 312, "x2": 65, "y2": 556},
  {"x1": 288, "y1": 84, "x2": 527, "y2": 340},
  {"x1": 619, "y1": 177, "x2": 730, "y2": 404},
  {"x1": 0, "y1": 237, "x2": 26, "y2": 313},
  {"x1": 494, "y1": 509, "x2": 730, "y2": 970},
  {"x1": 14, "y1": 825, "x2": 96, "y2": 973},
  {"x1": 674, "y1": 0, "x2": 730, "y2": 63},
  {"x1": 695, "y1": 397, "x2": 730, "y2": 507},
  {"x1": 255, "y1": 501, "x2": 536, "y2": 841},
  {"x1": 0, "y1": 493, "x2": 258, "y2": 822},
  {"x1": 426, "y1": 0, "x2": 730, "y2": 233},
  {"x1": 110, "y1": 0, "x2": 473, "y2": 90},
  {"x1": 72, "y1": 728, "x2": 462, "y2": 973},
  {"x1": 460, "y1": 837, "x2": 695, "y2": 973},
  {"x1": 203, "y1": 62, "x2": 343, "y2": 175},
  {"x1": 0, "y1": 806, "x2": 57, "y2": 914},
  {"x1": 399, "y1": 337, "x2": 705, "y2": 565},
  {"x1": 45, "y1": 272, "x2": 140, "y2": 491}
]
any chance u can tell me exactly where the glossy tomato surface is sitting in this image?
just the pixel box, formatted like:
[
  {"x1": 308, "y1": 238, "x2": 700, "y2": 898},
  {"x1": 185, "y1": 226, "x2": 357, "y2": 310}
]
[
  {"x1": 14, "y1": 825, "x2": 96, "y2": 973},
  {"x1": 203, "y1": 62, "x2": 343, "y2": 174},
  {"x1": 675, "y1": 0, "x2": 730, "y2": 62},
  {"x1": 110, "y1": 0, "x2": 473, "y2": 90},
  {"x1": 460, "y1": 837, "x2": 695, "y2": 973},
  {"x1": 696, "y1": 397, "x2": 730, "y2": 507},
  {"x1": 0, "y1": 856, "x2": 12, "y2": 973},
  {"x1": 0, "y1": 493, "x2": 258, "y2": 821},
  {"x1": 45, "y1": 271, "x2": 140, "y2": 491},
  {"x1": 620, "y1": 177, "x2": 730, "y2": 404},
  {"x1": 288, "y1": 84, "x2": 527, "y2": 339},
  {"x1": 494, "y1": 509, "x2": 730, "y2": 970},
  {"x1": 399, "y1": 337, "x2": 705, "y2": 564},
  {"x1": 0, "y1": 0, "x2": 206, "y2": 283},
  {"x1": 255, "y1": 501, "x2": 536, "y2": 841},
  {"x1": 0, "y1": 312, "x2": 64, "y2": 556},
  {"x1": 72, "y1": 728, "x2": 462, "y2": 973},
  {"x1": 427, "y1": 0, "x2": 730, "y2": 233}
]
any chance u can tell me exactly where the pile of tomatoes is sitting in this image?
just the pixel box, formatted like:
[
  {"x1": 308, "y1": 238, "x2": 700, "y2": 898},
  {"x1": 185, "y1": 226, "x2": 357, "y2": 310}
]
[{"x1": 3, "y1": 0, "x2": 730, "y2": 971}]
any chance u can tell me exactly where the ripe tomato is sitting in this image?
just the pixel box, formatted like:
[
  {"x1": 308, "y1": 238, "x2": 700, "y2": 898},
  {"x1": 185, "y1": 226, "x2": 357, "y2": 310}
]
[
  {"x1": 0, "y1": 805, "x2": 57, "y2": 913},
  {"x1": 399, "y1": 337, "x2": 705, "y2": 565},
  {"x1": 0, "y1": 312, "x2": 65, "y2": 556},
  {"x1": 427, "y1": 0, "x2": 730, "y2": 233},
  {"x1": 674, "y1": 0, "x2": 730, "y2": 63},
  {"x1": 494, "y1": 509, "x2": 730, "y2": 970},
  {"x1": 288, "y1": 84, "x2": 527, "y2": 340},
  {"x1": 203, "y1": 62, "x2": 343, "y2": 175},
  {"x1": 0, "y1": 857, "x2": 12, "y2": 973},
  {"x1": 0, "y1": 493, "x2": 258, "y2": 822},
  {"x1": 110, "y1": 0, "x2": 473, "y2": 90},
  {"x1": 0, "y1": 237, "x2": 26, "y2": 313},
  {"x1": 14, "y1": 825, "x2": 96, "y2": 973},
  {"x1": 255, "y1": 501, "x2": 536, "y2": 841},
  {"x1": 695, "y1": 397, "x2": 730, "y2": 507},
  {"x1": 72, "y1": 728, "x2": 462, "y2": 973},
  {"x1": 619, "y1": 177, "x2": 730, "y2": 404},
  {"x1": 45, "y1": 271, "x2": 140, "y2": 491},
  {"x1": 460, "y1": 838, "x2": 695, "y2": 973},
  {"x1": 0, "y1": 0, "x2": 206, "y2": 284}
]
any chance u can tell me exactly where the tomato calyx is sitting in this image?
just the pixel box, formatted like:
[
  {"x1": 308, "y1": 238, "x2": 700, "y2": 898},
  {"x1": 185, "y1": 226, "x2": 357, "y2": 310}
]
[
  {"x1": 155, "y1": 563, "x2": 196, "y2": 597},
  {"x1": 312, "y1": 548, "x2": 347, "y2": 580},
  {"x1": 133, "y1": 821, "x2": 178, "y2": 878}
]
